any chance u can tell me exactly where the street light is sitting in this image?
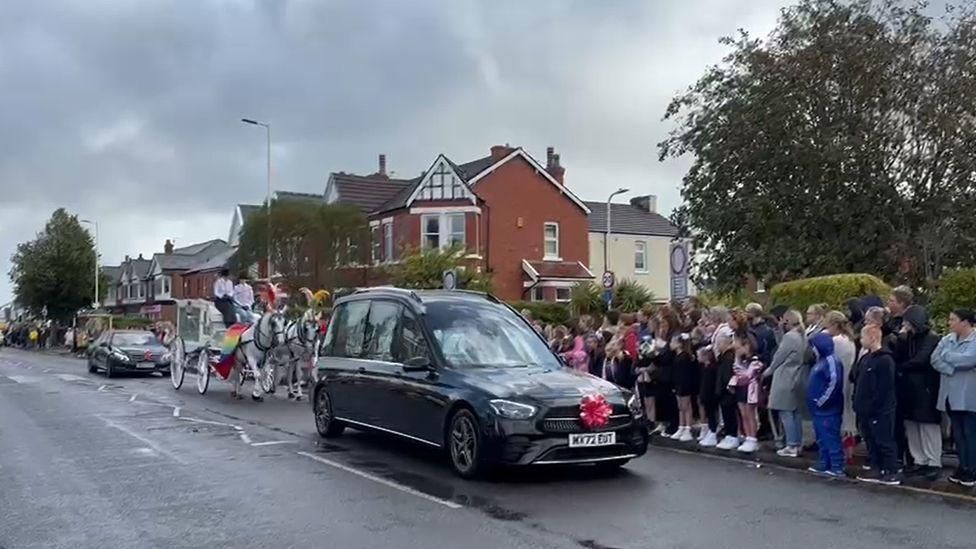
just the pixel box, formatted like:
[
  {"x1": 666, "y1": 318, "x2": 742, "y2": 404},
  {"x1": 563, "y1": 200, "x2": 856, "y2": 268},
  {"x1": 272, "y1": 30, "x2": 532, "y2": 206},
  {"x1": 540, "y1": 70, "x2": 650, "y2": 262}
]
[
  {"x1": 604, "y1": 188, "x2": 629, "y2": 274},
  {"x1": 241, "y1": 117, "x2": 272, "y2": 279},
  {"x1": 80, "y1": 219, "x2": 99, "y2": 308}
]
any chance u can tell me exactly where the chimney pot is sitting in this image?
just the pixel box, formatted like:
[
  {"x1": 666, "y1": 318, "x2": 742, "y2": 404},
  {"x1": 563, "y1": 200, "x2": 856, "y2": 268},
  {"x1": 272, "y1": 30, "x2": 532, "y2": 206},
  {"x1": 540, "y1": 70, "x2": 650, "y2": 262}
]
[
  {"x1": 138, "y1": 253, "x2": 143, "y2": 260},
  {"x1": 546, "y1": 147, "x2": 554, "y2": 168},
  {"x1": 547, "y1": 153, "x2": 565, "y2": 184},
  {"x1": 164, "y1": 239, "x2": 174, "y2": 254},
  {"x1": 490, "y1": 145, "x2": 511, "y2": 161},
  {"x1": 378, "y1": 154, "x2": 387, "y2": 177},
  {"x1": 629, "y1": 195, "x2": 658, "y2": 214}
]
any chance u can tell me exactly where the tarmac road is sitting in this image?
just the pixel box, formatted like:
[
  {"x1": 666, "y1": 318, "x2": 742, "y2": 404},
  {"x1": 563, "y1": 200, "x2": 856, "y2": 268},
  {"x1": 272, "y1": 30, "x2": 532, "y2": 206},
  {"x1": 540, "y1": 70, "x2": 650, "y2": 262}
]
[{"x1": 1, "y1": 348, "x2": 975, "y2": 549}]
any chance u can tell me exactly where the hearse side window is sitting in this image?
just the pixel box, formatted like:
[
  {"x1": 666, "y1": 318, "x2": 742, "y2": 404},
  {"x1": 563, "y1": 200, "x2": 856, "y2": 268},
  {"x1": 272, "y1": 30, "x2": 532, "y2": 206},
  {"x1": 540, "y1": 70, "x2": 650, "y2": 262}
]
[
  {"x1": 332, "y1": 301, "x2": 370, "y2": 358},
  {"x1": 363, "y1": 300, "x2": 400, "y2": 362},
  {"x1": 397, "y1": 310, "x2": 429, "y2": 363}
]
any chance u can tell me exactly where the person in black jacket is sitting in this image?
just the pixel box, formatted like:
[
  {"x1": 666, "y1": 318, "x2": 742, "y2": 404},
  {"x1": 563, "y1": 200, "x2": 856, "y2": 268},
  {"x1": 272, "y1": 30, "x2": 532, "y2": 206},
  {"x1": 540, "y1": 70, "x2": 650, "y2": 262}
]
[
  {"x1": 854, "y1": 325, "x2": 901, "y2": 485},
  {"x1": 894, "y1": 305, "x2": 943, "y2": 480},
  {"x1": 714, "y1": 332, "x2": 742, "y2": 450}
]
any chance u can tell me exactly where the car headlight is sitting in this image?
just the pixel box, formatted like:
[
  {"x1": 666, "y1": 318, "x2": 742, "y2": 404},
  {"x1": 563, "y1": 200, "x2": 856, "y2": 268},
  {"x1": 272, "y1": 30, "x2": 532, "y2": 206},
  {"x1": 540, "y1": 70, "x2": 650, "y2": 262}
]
[
  {"x1": 111, "y1": 352, "x2": 130, "y2": 363},
  {"x1": 627, "y1": 394, "x2": 643, "y2": 419},
  {"x1": 489, "y1": 399, "x2": 538, "y2": 420}
]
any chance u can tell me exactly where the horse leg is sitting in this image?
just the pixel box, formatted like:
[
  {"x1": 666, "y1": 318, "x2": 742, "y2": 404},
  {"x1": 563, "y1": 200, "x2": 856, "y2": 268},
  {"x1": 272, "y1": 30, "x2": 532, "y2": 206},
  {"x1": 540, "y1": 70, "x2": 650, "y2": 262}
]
[{"x1": 248, "y1": 349, "x2": 264, "y2": 402}]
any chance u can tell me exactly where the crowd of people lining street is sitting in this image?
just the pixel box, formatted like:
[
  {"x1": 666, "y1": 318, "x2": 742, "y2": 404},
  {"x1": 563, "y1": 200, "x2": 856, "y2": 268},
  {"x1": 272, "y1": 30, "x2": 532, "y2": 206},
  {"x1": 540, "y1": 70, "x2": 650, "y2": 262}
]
[{"x1": 525, "y1": 287, "x2": 976, "y2": 488}]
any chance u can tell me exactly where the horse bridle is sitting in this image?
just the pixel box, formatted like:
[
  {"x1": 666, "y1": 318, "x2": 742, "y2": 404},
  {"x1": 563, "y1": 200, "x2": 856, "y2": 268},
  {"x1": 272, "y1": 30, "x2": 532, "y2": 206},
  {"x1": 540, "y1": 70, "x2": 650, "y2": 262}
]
[{"x1": 253, "y1": 312, "x2": 285, "y2": 352}]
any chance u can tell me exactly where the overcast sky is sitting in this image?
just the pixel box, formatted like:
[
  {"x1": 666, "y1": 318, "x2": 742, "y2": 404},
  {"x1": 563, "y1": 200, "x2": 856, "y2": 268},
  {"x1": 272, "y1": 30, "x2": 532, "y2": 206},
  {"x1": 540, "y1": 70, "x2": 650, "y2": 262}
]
[{"x1": 0, "y1": 0, "x2": 795, "y2": 305}]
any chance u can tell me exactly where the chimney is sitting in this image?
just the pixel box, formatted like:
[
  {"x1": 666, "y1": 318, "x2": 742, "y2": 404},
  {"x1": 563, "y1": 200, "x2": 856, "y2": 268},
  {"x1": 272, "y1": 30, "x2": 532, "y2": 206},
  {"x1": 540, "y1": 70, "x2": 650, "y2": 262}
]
[
  {"x1": 490, "y1": 144, "x2": 512, "y2": 161},
  {"x1": 378, "y1": 154, "x2": 387, "y2": 177},
  {"x1": 137, "y1": 253, "x2": 144, "y2": 260},
  {"x1": 164, "y1": 239, "x2": 174, "y2": 254},
  {"x1": 547, "y1": 153, "x2": 565, "y2": 184},
  {"x1": 546, "y1": 146, "x2": 555, "y2": 168},
  {"x1": 629, "y1": 195, "x2": 658, "y2": 214}
]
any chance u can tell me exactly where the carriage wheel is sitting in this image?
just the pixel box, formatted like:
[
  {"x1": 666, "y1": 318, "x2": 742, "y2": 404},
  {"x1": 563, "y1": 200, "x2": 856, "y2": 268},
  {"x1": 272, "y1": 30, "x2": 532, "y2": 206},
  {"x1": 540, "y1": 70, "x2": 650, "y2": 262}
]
[
  {"x1": 170, "y1": 337, "x2": 186, "y2": 390},
  {"x1": 196, "y1": 350, "x2": 210, "y2": 395}
]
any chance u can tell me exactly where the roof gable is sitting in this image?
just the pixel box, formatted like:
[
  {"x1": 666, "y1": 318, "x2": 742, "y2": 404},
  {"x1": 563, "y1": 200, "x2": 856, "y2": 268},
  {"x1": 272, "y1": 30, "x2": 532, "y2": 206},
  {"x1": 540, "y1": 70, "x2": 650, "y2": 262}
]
[
  {"x1": 404, "y1": 155, "x2": 476, "y2": 207},
  {"x1": 468, "y1": 148, "x2": 590, "y2": 214}
]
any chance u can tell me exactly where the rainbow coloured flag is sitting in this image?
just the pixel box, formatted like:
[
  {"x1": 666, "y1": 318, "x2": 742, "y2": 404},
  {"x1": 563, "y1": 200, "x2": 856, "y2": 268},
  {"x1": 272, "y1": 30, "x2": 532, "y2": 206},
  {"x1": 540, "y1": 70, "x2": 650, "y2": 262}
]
[{"x1": 215, "y1": 324, "x2": 248, "y2": 380}]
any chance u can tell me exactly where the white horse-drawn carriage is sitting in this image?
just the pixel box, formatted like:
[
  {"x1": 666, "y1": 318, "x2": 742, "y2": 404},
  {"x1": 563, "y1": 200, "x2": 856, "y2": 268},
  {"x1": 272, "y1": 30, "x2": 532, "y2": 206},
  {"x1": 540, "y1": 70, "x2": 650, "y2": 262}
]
[{"x1": 164, "y1": 290, "x2": 322, "y2": 402}]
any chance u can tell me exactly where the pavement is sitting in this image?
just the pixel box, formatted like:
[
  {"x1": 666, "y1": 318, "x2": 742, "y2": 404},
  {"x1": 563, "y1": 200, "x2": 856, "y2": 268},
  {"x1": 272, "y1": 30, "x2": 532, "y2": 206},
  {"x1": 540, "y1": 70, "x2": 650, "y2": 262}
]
[{"x1": 1, "y1": 347, "x2": 975, "y2": 549}]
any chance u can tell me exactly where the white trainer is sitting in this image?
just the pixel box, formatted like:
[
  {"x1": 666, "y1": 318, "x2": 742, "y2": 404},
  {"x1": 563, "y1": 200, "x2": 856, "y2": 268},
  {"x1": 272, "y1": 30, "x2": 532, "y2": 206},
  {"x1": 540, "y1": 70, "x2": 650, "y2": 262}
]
[
  {"x1": 736, "y1": 437, "x2": 758, "y2": 453},
  {"x1": 716, "y1": 436, "x2": 741, "y2": 450},
  {"x1": 699, "y1": 431, "x2": 718, "y2": 447},
  {"x1": 678, "y1": 427, "x2": 695, "y2": 442}
]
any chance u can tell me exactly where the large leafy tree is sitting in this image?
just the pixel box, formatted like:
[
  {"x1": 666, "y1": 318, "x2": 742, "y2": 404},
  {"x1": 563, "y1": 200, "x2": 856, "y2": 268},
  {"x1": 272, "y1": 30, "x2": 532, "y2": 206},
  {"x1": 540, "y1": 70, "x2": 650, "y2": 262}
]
[
  {"x1": 659, "y1": 0, "x2": 976, "y2": 291},
  {"x1": 9, "y1": 208, "x2": 98, "y2": 320},
  {"x1": 236, "y1": 200, "x2": 368, "y2": 290}
]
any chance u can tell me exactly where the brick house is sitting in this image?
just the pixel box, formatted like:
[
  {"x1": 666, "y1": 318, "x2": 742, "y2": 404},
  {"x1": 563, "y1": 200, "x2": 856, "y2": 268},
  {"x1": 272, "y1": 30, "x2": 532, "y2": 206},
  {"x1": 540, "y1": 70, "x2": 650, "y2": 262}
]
[
  {"x1": 102, "y1": 239, "x2": 234, "y2": 322},
  {"x1": 324, "y1": 146, "x2": 593, "y2": 301}
]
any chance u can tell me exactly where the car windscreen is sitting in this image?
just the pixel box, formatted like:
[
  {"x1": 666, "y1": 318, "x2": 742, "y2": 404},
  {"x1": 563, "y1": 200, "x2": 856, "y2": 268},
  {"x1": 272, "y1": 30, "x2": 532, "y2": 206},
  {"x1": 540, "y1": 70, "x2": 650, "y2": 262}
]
[
  {"x1": 112, "y1": 332, "x2": 160, "y2": 347},
  {"x1": 424, "y1": 300, "x2": 560, "y2": 369}
]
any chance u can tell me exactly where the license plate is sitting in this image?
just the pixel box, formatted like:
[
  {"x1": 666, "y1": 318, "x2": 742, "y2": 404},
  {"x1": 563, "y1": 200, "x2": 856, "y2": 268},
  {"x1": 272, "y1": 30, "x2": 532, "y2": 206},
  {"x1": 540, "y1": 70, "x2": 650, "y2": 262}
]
[
  {"x1": 568, "y1": 432, "x2": 616, "y2": 448},
  {"x1": 136, "y1": 362, "x2": 156, "y2": 369}
]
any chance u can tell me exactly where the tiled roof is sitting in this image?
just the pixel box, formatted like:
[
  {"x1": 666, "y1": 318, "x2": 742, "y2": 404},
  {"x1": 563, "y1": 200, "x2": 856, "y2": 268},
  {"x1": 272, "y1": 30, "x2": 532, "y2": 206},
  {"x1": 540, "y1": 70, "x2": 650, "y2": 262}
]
[
  {"x1": 101, "y1": 265, "x2": 122, "y2": 283},
  {"x1": 523, "y1": 260, "x2": 594, "y2": 280},
  {"x1": 172, "y1": 238, "x2": 226, "y2": 256},
  {"x1": 130, "y1": 258, "x2": 152, "y2": 279},
  {"x1": 275, "y1": 190, "x2": 325, "y2": 203},
  {"x1": 584, "y1": 201, "x2": 677, "y2": 237},
  {"x1": 456, "y1": 155, "x2": 495, "y2": 179},
  {"x1": 185, "y1": 247, "x2": 237, "y2": 274},
  {"x1": 331, "y1": 173, "x2": 411, "y2": 213}
]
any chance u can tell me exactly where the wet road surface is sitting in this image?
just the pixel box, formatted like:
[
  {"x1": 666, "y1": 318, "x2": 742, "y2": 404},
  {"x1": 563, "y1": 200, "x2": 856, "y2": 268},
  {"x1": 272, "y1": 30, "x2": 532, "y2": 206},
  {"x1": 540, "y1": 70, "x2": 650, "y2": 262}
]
[{"x1": 2, "y1": 348, "x2": 975, "y2": 549}]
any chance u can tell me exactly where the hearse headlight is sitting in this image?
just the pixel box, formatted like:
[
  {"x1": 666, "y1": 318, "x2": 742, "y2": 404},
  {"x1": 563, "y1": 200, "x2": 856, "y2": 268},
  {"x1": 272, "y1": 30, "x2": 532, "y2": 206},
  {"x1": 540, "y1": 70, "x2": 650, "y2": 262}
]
[
  {"x1": 627, "y1": 394, "x2": 643, "y2": 419},
  {"x1": 489, "y1": 399, "x2": 538, "y2": 420}
]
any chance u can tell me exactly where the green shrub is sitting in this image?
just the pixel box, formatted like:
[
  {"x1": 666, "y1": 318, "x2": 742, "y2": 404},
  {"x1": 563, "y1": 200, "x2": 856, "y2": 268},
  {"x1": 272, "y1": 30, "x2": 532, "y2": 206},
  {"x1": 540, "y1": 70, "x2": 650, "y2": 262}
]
[
  {"x1": 112, "y1": 316, "x2": 154, "y2": 330},
  {"x1": 770, "y1": 273, "x2": 890, "y2": 312},
  {"x1": 698, "y1": 289, "x2": 765, "y2": 309},
  {"x1": 611, "y1": 279, "x2": 656, "y2": 312},
  {"x1": 391, "y1": 245, "x2": 492, "y2": 292},
  {"x1": 930, "y1": 268, "x2": 976, "y2": 325},
  {"x1": 508, "y1": 301, "x2": 570, "y2": 326},
  {"x1": 569, "y1": 281, "x2": 606, "y2": 317}
]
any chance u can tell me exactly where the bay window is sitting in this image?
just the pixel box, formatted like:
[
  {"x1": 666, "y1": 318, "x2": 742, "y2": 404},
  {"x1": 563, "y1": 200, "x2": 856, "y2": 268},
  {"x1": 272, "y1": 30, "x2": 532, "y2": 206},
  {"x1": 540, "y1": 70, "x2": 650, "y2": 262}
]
[{"x1": 421, "y1": 212, "x2": 466, "y2": 250}]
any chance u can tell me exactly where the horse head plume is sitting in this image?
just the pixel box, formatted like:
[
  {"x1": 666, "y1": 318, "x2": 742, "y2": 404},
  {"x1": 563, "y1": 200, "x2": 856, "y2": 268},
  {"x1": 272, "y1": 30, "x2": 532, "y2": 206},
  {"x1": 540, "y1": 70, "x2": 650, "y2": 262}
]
[{"x1": 299, "y1": 287, "x2": 315, "y2": 305}]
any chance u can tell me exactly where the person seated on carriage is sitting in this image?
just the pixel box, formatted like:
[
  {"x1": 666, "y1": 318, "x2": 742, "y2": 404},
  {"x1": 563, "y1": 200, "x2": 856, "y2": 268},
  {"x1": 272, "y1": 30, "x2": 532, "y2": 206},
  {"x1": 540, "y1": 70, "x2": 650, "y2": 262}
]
[
  {"x1": 213, "y1": 268, "x2": 248, "y2": 327},
  {"x1": 234, "y1": 274, "x2": 255, "y2": 314}
]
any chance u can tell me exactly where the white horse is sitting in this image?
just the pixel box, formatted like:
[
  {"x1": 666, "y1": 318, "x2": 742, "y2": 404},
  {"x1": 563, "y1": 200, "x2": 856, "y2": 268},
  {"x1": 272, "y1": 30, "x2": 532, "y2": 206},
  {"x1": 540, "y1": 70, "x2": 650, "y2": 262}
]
[
  {"x1": 227, "y1": 309, "x2": 287, "y2": 401},
  {"x1": 274, "y1": 312, "x2": 319, "y2": 401}
]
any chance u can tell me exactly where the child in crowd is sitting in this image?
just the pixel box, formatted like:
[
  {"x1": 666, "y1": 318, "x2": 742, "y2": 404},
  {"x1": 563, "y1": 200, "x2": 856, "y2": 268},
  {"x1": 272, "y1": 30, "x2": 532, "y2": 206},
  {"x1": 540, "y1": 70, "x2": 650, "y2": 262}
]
[
  {"x1": 669, "y1": 333, "x2": 699, "y2": 442},
  {"x1": 807, "y1": 332, "x2": 846, "y2": 476},
  {"x1": 728, "y1": 334, "x2": 763, "y2": 453},
  {"x1": 561, "y1": 324, "x2": 589, "y2": 372},
  {"x1": 697, "y1": 346, "x2": 719, "y2": 446}
]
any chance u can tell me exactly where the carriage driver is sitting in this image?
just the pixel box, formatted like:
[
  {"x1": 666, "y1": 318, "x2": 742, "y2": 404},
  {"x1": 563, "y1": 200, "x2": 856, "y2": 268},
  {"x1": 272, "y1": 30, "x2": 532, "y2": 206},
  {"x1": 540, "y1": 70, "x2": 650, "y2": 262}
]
[{"x1": 213, "y1": 268, "x2": 243, "y2": 327}]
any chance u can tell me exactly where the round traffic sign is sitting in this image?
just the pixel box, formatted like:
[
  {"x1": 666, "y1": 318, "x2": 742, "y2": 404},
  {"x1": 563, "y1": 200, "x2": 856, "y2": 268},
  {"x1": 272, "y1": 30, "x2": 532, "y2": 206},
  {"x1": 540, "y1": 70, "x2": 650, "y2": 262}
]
[{"x1": 602, "y1": 271, "x2": 615, "y2": 289}]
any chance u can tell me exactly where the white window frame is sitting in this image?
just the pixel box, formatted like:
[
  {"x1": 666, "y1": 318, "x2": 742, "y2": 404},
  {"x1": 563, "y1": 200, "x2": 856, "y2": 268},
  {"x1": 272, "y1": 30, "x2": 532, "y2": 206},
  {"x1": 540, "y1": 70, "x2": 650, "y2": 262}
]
[
  {"x1": 555, "y1": 287, "x2": 571, "y2": 303},
  {"x1": 371, "y1": 226, "x2": 380, "y2": 264},
  {"x1": 383, "y1": 222, "x2": 393, "y2": 262},
  {"x1": 530, "y1": 287, "x2": 544, "y2": 302},
  {"x1": 634, "y1": 241, "x2": 647, "y2": 273},
  {"x1": 421, "y1": 212, "x2": 466, "y2": 250},
  {"x1": 543, "y1": 222, "x2": 560, "y2": 260},
  {"x1": 163, "y1": 275, "x2": 171, "y2": 295}
]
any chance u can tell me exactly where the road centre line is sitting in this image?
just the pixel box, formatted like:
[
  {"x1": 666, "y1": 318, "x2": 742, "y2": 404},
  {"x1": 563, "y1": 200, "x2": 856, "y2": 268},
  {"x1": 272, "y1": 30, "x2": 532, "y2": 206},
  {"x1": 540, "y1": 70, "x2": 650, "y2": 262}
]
[{"x1": 296, "y1": 451, "x2": 462, "y2": 510}]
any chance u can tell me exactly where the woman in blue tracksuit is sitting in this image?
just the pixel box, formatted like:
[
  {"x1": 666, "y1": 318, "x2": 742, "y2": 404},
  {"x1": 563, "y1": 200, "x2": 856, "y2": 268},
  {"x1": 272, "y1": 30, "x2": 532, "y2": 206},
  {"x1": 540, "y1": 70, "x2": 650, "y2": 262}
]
[{"x1": 807, "y1": 332, "x2": 846, "y2": 476}]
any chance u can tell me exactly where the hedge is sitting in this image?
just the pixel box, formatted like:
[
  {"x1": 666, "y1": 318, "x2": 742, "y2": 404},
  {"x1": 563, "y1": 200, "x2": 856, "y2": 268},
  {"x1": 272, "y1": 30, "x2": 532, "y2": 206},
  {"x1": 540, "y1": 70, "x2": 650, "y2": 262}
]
[
  {"x1": 508, "y1": 301, "x2": 571, "y2": 326},
  {"x1": 930, "y1": 268, "x2": 976, "y2": 323},
  {"x1": 769, "y1": 273, "x2": 890, "y2": 312}
]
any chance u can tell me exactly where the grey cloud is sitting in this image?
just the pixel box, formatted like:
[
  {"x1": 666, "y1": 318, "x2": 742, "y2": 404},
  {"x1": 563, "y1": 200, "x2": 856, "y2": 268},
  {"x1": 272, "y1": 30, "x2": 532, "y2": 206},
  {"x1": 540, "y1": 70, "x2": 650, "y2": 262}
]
[{"x1": 1, "y1": 0, "x2": 797, "y2": 304}]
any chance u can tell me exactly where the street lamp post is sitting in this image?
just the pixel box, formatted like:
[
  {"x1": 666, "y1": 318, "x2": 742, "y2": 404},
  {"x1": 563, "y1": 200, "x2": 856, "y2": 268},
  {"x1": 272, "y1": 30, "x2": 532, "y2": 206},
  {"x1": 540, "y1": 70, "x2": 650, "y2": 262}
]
[
  {"x1": 241, "y1": 118, "x2": 272, "y2": 279},
  {"x1": 604, "y1": 188, "x2": 629, "y2": 274},
  {"x1": 81, "y1": 219, "x2": 99, "y2": 308}
]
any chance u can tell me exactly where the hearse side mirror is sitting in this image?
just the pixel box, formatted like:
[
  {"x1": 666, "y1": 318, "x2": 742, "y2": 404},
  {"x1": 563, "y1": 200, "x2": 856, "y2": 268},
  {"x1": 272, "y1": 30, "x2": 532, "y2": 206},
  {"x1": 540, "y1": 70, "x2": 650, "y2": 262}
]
[{"x1": 402, "y1": 356, "x2": 433, "y2": 373}]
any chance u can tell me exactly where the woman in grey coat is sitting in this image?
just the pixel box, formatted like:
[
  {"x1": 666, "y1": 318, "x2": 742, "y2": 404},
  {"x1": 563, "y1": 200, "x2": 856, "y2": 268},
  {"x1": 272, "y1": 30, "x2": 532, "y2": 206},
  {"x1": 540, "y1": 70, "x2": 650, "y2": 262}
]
[{"x1": 764, "y1": 309, "x2": 810, "y2": 457}]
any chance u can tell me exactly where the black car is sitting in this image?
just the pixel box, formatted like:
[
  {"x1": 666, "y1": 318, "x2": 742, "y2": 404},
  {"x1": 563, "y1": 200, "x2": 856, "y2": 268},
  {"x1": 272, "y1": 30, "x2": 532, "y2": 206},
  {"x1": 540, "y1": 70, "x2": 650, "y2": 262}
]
[
  {"x1": 311, "y1": 288, "x2": 647, "y2": 478},
  {"x1": 87, "y1": 330, "x2": 172, "y2": 378}
]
